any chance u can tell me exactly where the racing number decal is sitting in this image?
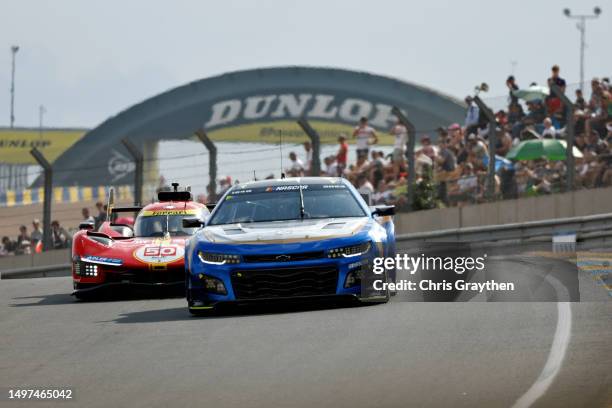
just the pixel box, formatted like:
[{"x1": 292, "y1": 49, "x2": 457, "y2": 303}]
[
  {"x1": 134, "y1": 245, "x2": 184, "y2": 265},
  {"x1": 144, "y1": 247, "x2": 177, "y2": 257}
]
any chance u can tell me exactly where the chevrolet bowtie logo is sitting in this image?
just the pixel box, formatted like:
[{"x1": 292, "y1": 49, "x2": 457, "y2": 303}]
[{"x1": 275, "y1": 255, "x2": 291, "y2": 261}]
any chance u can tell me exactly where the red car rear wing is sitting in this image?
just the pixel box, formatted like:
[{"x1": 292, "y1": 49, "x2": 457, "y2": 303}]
[{"x1": 111, "y1": 206, "x2": 143, "y2": 213}]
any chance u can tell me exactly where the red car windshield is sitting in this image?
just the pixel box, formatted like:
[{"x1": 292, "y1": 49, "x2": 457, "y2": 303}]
[{"x1": 134, "y1": 213, "x2": 199, "y2": 237}]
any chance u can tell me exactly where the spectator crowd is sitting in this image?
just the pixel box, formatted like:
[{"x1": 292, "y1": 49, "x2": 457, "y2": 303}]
[
  {"x1": 285, "y1": 66, "x2": 611, "y2": 210},
  {"x1": 0, "y1": 203, "x2": 108, "y2": 257}
]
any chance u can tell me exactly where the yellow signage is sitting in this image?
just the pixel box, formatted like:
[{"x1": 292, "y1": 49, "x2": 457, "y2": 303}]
[
  {"x1": 204, "y1": 120, "x2": 396, "y2": 145},
  {"x1": 0, "y1": 128, "x2": 86, "y2": 164}
]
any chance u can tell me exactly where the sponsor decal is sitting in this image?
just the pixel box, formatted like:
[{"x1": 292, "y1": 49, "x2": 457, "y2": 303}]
[
  {"x1": 134, "y1": 244, "x2": 184, "y2": 264},
  {"x1": 108, "y1": 149, "x2": 135, "y2": 182},
  {"x1": 202, "y1": 120, "x2": 397, "y2": 146},
  {"x1": 272, "y1": 185, "x2": 309, "y2": 191},
  {"x1": 203, "y1": 94, "x2": 400, "y2": 130},
  {"x1": 0, "y1": 128, "x2": 85, "y2": 164},
  {"x1": 81, "y1": 255, "x2": 123, "y2": 266},
  {"x1": 228, "y1": 189, "x2": 252, "y2": 195},
  {"x1": 141, "y1": 209, "x2": 198, "y2": 216}
]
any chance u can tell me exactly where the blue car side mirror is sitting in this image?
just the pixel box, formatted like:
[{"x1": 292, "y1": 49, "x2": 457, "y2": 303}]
[
  {"x1": 183, "y1": 217, "x2": 204, "y2": 228},
  {"x1": 371, "y1": 205, "x2": 395, "y2": 217}
]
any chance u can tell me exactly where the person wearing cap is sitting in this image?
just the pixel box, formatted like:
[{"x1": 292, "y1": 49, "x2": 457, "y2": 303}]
[{"x1": 31, "y1": 219, "x2": 43, "y2": 247}]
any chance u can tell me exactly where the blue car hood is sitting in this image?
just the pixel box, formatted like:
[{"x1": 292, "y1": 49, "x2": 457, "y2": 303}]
[{"x1": 200, "y1": 217, "x2": 371, "y2": 245}]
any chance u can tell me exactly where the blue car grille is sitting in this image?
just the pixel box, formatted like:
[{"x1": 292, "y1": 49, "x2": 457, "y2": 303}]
[
  {"x1": 230, "y1": 265, "x2": 338, "y2": 299},
  {"x1": 242, "y1": 251, "x2": 324, "y2": 263}
]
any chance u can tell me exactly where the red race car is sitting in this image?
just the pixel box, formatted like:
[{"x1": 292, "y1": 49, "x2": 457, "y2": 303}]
[{"x1": 71, "y1": 184, "x2": 210, "y2": 300}]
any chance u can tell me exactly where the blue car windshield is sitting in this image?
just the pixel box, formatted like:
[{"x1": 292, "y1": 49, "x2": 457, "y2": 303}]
[{"x1": 209, "y1": 184, "x2": 367, "y2": 225}]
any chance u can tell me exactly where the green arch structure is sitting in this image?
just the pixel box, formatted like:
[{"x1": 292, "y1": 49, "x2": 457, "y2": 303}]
[{"x1": 42, "y1": 66, "x2": 465, "y2": 187}]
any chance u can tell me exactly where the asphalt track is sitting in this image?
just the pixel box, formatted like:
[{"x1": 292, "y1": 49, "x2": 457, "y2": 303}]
[{"x1": 1, "y1": 250, "x2": 611, "y2": 408}]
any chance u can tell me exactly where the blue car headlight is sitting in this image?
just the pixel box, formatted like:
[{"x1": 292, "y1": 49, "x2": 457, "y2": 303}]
[
  {"x1": 195, "y1": 273, "x2": 228, "y2": 295},
  {"x1": 197, "y1": 251, "x2": 241, "y2": 265},
  {"x1": 327, "y1": 242, "x2": 371, "y2": 258}
]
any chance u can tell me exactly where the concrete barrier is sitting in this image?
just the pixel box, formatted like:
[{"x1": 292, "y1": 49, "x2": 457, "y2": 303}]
[
  {"x1": 0, "y1": 249, "x2": 70, "y2": 276},
  {"x1": 396, "y1": 186, "x2": 612, "y2": 234}
]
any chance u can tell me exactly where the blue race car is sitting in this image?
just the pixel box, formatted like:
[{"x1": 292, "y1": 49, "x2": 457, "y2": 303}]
[{"x1": 182, "y1": 177, "x2": 396, "y2": 314}]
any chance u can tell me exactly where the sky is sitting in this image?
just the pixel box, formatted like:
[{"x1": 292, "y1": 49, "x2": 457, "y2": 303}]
[{"x1": 0, "y1": 0, "x2": 610, "y2": 128}]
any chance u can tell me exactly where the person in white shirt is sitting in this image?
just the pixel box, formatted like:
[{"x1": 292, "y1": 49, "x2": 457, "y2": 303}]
[
  {"x1": 352, "y1": 117, "x2": 378, "y2": 159},
  {"x1": 286, "y1": 151, "x2": 305, "y2": 177},
  {"x1": 303, "y1": 141, "x2": 313, "y2": 175},
  {"x1": 81, "y1": 208, "x2": 95, "y2": 225},
  {"x1": 356, "y1": 174, "x2": 374, "y2": 204},
  {"x1": 541, "y1": 117, "x2": 557, "y2": 139},
  {"x1": 390, "y1": 120, "x2": 408, "y2": 164},
  {"x1": 323, "y1": 156, "x2": 339, "y2": 177}
]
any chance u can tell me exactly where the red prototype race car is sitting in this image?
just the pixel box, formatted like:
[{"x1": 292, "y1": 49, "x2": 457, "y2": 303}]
[{"x1": 71, "y1": 184, "x2": 210, "y2": 299}]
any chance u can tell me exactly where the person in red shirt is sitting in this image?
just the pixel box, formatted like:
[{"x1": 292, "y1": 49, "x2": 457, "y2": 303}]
[{"x1": 336, "y1": 134, "x2": 349, "y2": 177}]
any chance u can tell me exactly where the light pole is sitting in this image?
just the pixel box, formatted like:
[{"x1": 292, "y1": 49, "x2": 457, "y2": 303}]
[
  {"x1": 10, "y1": 45, "x2": 19, "y2": 128},
  {"x1": 39, "y1": 105, "x2": 46, "y2": 138},
  {"x1": 563, "y1": 7, "x2": 602, "y2": 92}
]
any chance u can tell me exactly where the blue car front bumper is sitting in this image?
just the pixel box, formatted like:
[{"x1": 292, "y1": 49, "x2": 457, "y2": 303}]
[{"x1": 186, "y1": 240, "x2": 388, "y2": 311}]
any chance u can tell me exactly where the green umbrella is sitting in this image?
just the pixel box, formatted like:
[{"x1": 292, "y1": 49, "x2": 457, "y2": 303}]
[
  {"x1": 512, "y1": 85, "x2": 549, "y2": 102},
  {"x1": 506, "y1": 139, "x2": 583, "y2": 161}
]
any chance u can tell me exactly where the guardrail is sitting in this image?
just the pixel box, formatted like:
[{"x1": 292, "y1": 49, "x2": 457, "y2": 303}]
[
  {"x1": 3, "y1": 213, "x2": 611, "y2": 279},
  {"x1": 396, "y1": 213, "x2": 612, "y2": 247}
]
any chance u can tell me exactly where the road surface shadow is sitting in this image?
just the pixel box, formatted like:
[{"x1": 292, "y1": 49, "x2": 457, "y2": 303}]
[
  {"x1": 10, "y1": 289, "x2": 183, "y2": 307},
  {"x1": 10, "y1": 293, "x2": 76, "y2": 307},
  {"x1": 113, "y1": 298, "x2": 367, "y2": 324}
]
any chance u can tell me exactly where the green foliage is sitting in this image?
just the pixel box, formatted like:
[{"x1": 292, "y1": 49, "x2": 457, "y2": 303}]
[{"x1": 412, "y1": 168, "x2": 437, "y2": 211}]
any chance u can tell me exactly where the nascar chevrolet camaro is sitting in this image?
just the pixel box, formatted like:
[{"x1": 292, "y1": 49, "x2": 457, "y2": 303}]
[
  {"x1": 183, "y1": 177, "x2": 396, "y2": 313},
  {"x1": 71, "y1": 185, "x2": 209, "y2": 299}
]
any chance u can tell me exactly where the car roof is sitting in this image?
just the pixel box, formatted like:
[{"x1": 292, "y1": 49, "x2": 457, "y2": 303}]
[{"x1": 233, "y1": 177, "x2": 348, "y2": 190}]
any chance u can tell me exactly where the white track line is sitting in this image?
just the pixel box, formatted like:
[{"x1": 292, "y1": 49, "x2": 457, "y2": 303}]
[{"x1": 511, "y1": 270, "x2": 573, "y2": 408}]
